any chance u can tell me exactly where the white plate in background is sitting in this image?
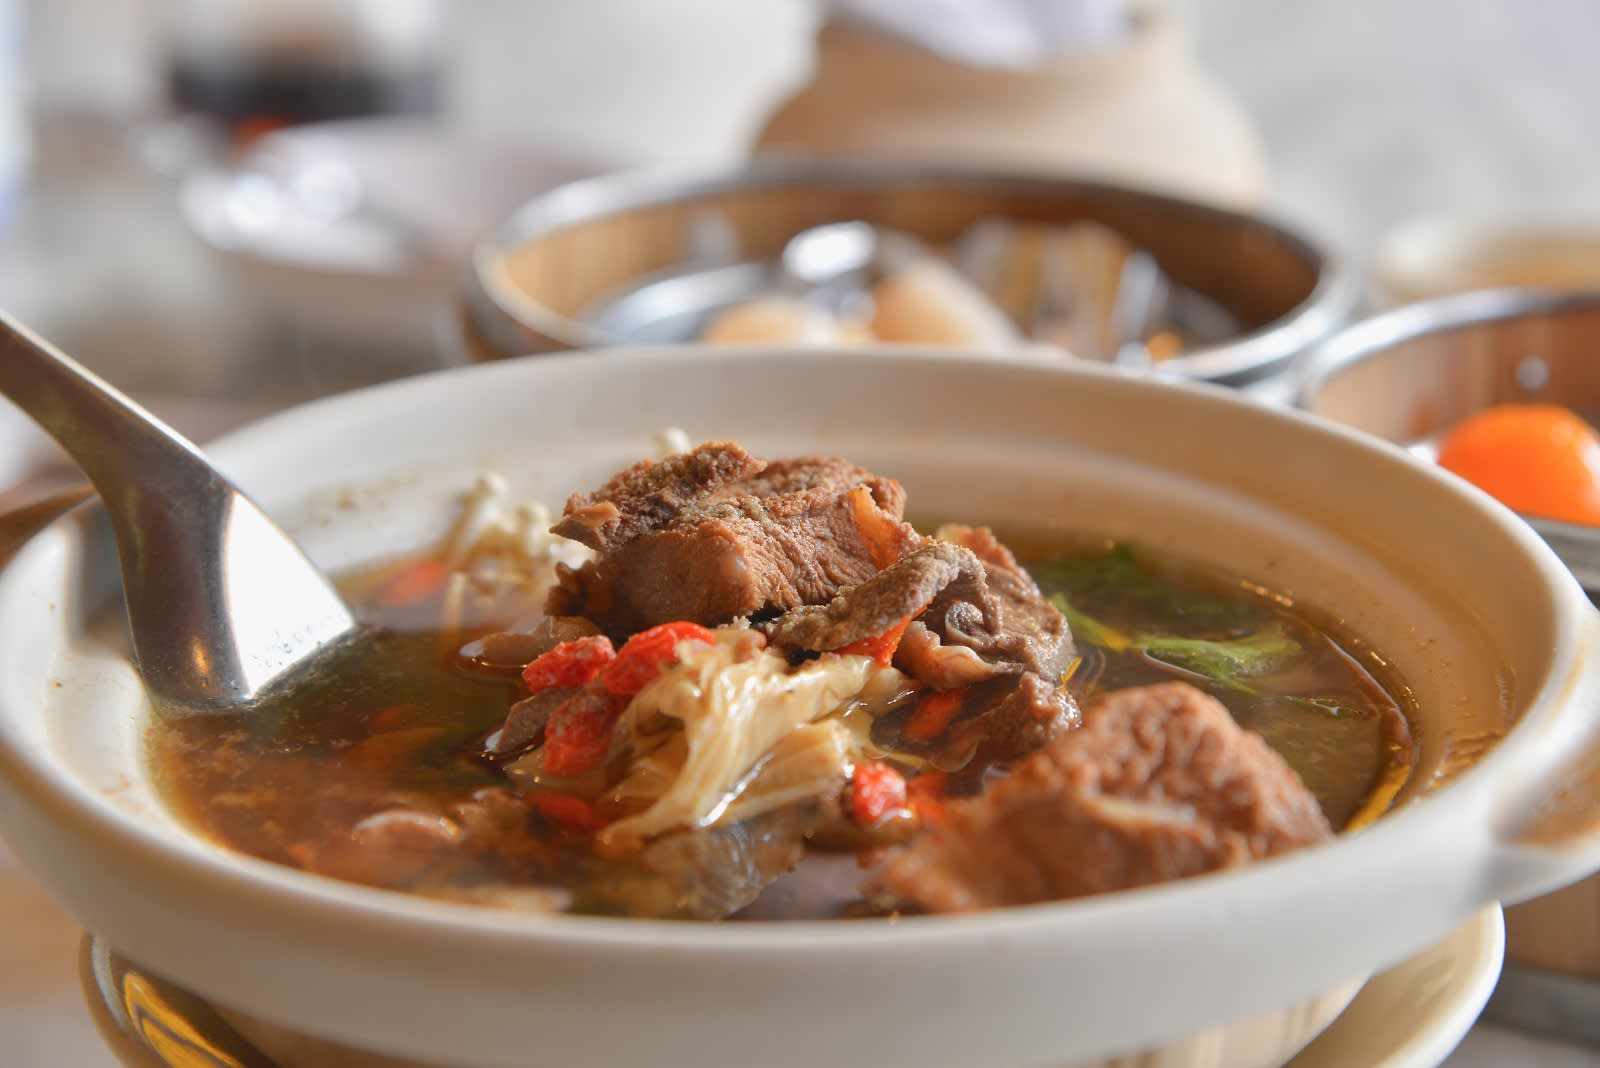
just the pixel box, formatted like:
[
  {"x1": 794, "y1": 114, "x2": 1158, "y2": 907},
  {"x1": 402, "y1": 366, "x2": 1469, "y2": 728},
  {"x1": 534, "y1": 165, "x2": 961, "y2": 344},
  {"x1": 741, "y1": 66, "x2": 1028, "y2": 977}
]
[
  {"x1": 179, "y1": 118, "x2": 601, "y2": 354},
  {"x1": 1373, "y1": 216, "x2": 1600, "y2": 306},
  {"x1": 1288, "y1": 908, "x2": 1502, "y2": 1068}
]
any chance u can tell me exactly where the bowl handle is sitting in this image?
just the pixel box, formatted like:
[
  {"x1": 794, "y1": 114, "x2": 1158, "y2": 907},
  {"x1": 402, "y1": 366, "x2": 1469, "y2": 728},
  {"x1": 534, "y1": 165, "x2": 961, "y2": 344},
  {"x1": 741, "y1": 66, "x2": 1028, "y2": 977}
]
[{"x1": 1490, "y1": 608, "x2": 1600, "y2": 904}]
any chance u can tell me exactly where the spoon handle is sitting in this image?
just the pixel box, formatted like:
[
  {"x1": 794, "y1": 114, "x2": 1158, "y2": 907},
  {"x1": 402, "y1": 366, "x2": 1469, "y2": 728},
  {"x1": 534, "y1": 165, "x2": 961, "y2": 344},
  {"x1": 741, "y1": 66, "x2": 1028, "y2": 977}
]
[
  {"x1": 0, "y1": 312, "x2": 223, "y2": 502},
  {"x1": 0, "y1": 311, "x2": 353, "y2": 711}
]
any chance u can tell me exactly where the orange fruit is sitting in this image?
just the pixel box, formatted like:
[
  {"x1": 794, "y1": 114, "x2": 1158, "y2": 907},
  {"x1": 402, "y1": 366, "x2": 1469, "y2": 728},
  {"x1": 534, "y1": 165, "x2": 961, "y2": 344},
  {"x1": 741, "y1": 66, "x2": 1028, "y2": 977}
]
[{"x1": 1436, "y1": 404, "x2": 1600, "y2": 526}]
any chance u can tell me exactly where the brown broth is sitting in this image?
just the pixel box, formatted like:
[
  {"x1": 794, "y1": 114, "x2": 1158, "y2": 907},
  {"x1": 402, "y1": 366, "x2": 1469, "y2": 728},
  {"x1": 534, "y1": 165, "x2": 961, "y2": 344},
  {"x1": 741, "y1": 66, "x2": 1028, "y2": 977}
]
[
  {"x1": 1010, "y1": 535, "x2": 1414, "y2": 829},
  {"x1": 149, "y1": 537, "x2": 1415, "y2": 914}
]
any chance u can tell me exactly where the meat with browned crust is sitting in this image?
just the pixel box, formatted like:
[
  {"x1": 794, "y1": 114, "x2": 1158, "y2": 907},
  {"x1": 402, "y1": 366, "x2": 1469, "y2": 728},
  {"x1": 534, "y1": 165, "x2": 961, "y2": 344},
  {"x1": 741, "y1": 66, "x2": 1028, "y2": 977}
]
[
  {"x1": 876, "y1": 682, "x2": 1332, "y2": 912},
  {"x1": 543, "y1": 445, "x2": 1079, "y2": 784},
  {"x1": 766, "y1": 521, "x2": 1078, "y2": 765},
  {"x1": 926, "y1": 524, "x2": 1074, "y2": 680},
  {"x1": 766, "y1": 541, "x2": 988, "y2": 652},
  {"x1": 547, "y1": 445, "x2": 921, "y2": 637},
  {"x1": 953, "y1": 672, "x2": 1082, "y2": 765},
  {"x1": 552, "y1": 441, "x2": 764, "y2": 552}
]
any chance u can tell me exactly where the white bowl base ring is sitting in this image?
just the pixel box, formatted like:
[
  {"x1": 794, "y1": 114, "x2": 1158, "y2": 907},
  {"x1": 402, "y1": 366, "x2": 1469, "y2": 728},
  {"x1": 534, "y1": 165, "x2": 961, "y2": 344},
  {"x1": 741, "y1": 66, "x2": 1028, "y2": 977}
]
[{"x1": 81, "y1": 909, "x2": 1505, "y2": 1068}]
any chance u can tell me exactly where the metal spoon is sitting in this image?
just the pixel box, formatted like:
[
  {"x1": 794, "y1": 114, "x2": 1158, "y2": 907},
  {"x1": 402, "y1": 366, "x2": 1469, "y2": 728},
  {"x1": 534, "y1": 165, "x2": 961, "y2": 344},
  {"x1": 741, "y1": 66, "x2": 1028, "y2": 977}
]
[
  {"x1": 775, "y1": 220, "x2": 928, "y2": 319},
  {"x1": 582, "y1": 219, "x2": 929, "y2": 341},
  {"x1": 0, "y1": 312, "x2": 354, "y2": 713}
]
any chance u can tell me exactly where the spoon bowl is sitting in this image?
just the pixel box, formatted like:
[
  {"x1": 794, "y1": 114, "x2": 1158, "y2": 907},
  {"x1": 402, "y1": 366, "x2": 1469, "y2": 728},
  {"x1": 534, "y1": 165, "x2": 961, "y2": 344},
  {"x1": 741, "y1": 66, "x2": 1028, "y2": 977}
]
[{"x1": 0, "y1": 312, "x2": 354, "y2": 712}]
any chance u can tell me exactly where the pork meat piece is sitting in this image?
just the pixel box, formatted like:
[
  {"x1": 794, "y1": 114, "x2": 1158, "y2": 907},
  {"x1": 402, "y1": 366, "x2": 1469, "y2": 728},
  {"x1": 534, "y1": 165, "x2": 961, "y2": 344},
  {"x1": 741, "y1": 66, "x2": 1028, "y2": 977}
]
[
  {"x1": 877, "y1": 682, "x2": 1332, "y2": 912},
  {"x1": 548, "y1": 446, "x2": 921, "y2": 637}
]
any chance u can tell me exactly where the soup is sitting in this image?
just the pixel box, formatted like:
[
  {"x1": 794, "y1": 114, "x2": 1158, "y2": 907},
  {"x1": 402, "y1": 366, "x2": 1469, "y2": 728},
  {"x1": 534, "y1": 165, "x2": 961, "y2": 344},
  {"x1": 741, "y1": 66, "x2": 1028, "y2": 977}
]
[{"x1": 151, "y1": 443, "x2": 1413, "y2": 919}]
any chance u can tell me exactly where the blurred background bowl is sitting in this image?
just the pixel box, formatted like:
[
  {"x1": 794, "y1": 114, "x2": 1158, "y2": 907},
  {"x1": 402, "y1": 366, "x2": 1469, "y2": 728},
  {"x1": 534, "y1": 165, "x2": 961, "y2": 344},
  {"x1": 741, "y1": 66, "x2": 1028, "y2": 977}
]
[
  {"x1": 1374, "y1": 217, "x2": 1600, "y2": 307},
  {"x1": 1298, "y1": 288, "x2": 1600, "y2": 454},
  {"x1": 180, "y1": 117, "x2": 599, "y2": 366},
  {"x1": 461, "y1": 160, "x2": 1353, "y2": 387},
  {"x1": 1298, "y1": 286, "x2": 1600, "y2": 1044}
]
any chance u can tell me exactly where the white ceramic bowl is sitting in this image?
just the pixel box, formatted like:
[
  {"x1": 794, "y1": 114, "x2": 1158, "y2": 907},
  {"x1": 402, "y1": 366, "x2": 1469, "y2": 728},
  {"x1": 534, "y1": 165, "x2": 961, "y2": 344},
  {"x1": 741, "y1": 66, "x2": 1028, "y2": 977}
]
[{"x1": 0, "y1": 349, "x2": 1598, "y2": 1068}]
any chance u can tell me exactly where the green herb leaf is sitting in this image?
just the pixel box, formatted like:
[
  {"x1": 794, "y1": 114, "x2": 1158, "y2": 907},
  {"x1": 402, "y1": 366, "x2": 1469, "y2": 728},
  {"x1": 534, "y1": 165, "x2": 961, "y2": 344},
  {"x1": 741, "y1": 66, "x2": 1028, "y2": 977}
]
[
  {"x1": 1030, "y1": 543, "x2": 1264, "y2": 632},
  {"x1": 1048, "y1": 593, "x2": 1135, "y2": 653},
  {"x1": 1049, "y1": 587, "x2": 1298, "y2": 683},
  {"x1": 1142, "y1": 627, "x2": 1300, "y2": 681}
]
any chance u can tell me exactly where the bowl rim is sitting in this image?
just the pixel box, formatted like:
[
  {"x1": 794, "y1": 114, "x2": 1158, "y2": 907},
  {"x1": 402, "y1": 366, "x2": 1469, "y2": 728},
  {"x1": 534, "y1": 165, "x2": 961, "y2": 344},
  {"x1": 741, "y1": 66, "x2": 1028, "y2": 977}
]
[{"x1": 461, "y1": 159, "x2": 1357, "y2": 385}]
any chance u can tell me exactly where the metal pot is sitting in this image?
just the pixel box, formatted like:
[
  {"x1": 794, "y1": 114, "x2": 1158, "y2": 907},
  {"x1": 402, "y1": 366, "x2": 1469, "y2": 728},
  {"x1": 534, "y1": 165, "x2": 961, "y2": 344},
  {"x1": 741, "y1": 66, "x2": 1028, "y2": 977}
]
[
  {"x1": 461, "y1": 160, "x2": 1353, "y2": 386},
  {"x1": 1298, "y1": 287, "x2": 1600, "y2": 596}
]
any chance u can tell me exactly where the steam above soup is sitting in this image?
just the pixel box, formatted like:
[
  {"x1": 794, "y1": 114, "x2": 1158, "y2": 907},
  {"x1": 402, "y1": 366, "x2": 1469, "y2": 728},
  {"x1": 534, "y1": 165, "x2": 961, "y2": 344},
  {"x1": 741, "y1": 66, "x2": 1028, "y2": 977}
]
[{"x1": 151, "y1": 442, "x2": 1413, "y2": 919}]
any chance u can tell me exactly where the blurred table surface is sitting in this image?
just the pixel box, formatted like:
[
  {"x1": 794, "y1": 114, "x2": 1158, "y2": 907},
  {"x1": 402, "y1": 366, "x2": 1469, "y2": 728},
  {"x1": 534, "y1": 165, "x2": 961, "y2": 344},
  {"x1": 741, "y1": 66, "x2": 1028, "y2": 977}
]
[
  {"x1": 0, "y1": 118, "x2": 452, "y2": 409},
  {"x1": 7, "y1": 0, "x2": 1600, "y2": 1063}
]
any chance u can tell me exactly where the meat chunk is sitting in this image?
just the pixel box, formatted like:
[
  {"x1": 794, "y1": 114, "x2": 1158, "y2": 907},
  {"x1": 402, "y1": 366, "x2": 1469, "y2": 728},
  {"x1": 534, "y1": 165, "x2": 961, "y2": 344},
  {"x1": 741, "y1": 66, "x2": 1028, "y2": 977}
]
[
  {"x1": 465, "y1": 616, "x2": 602, "y2": 671},
  {"x1": 552, "y1": 441, "x2": 764, "y2": 552},
  {"x1": 765, "y1": 541, "x2": 987, "y2": 651},
  {"x1": 765, "y1": 522, "x2": 1077, "y2": 765},
  {"x1": 487, "y1": 688, "x2": 568, "y2": 756},
  {"x1": 894, "y1": 621, "x2": 1011, "y2": 687},
  {"x1": 574, "y1": 806, "x2": 823, "y2": 920},
  {"x1": 767, "y1": 528, "x2": 1072, "y2": 683},
  {"x1": 543, "y1": 446, "x2": 1078, "y2": 791},
  {"x1": 877, "y1": 683, "x2": 1332, "y2": 912},
  {"x1": 637, "y1": 806, "x2": 820, "y2": 919},
  {"x1": 951, "y1": 672, "x2": 1081, "y2": 765},
  {"x1": 740, "y1": 457, "x2": 907, "y2": 517},
  {"x1": 303, "y1": 807, "x2": 462, "y2": 887},
  {"x1": 548, "y1": 446, "x2": 921, "y2": 637},
  {"x1": 928, "y1": 524, "x2": 1074, "y2": 680}
]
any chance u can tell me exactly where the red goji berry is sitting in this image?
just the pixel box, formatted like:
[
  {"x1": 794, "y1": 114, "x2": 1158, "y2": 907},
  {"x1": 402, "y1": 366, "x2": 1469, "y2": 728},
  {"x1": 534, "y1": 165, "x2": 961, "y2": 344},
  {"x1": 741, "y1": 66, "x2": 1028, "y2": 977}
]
[
  {"x1": 838, "y1": 616, "x2": 912, "y2": 667},
  {"x1": 903, "y1": 688, "x2": 967, "y2": 741},
  {"x1": 599, "y1": 621, "x2": 716, "y2": 696},
  {"x1": 529, "y1": 793, "x2": 608, "y2": 834},
  {"x1": 850, "y1": 762, "x2": 908, "y2": 826},
  {"x1": 521, "y1": 635, "x2": 616, "y2": 692},
  {"x1": 543, "y1": 691, "x2": 624, "y2": 777},
  {"x1": 373, "y1": 558, "x2": 450, "y2": 608}
]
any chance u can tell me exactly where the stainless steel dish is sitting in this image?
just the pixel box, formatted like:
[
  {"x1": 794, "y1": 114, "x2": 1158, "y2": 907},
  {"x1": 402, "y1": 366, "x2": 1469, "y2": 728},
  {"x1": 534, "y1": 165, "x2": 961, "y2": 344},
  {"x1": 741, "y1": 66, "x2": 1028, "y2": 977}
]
[
  {"x1": 462, "y1": 160, "x2": 1354, "y2": 386},
  {"x1": 1297, "y1": 287, "x2": 1600, "y2": 600}
]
